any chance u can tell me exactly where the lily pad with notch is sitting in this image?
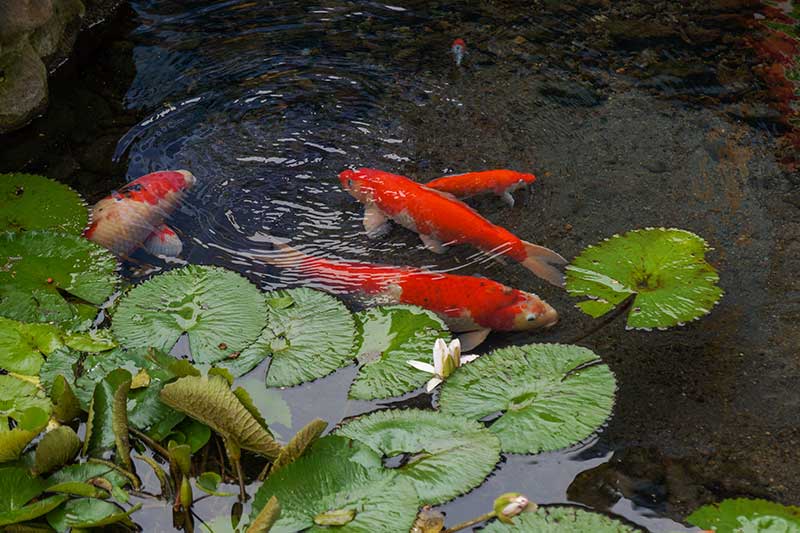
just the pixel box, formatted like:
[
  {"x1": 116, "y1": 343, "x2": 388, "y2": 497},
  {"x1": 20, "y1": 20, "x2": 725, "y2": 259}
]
[
  {"x1": 566, "y1": 228, "x2": 723, "y2": 329},
  {"x1": 112, "y1": 265, "x2": 267, "y2": 364},
  {"x1": 0, "y1": 173, "x2": 88, "y2": 234},
  {"x1": 0, "y1": 231, "x2": 119, "y2": 326},
  {"x1": 348, "y1": 305, "x2": 449, "y2": 400},
  {"x1": 481, "y1": 505, "x2": 643, "y2": 532},
  {"x1": 0, "y1": 466, "x2": 67, "y2": 527},
  {"x1": 687, "y1": 498, "x2": 800, "y2": 533},
  {"x1": 439, "y1": 344, "x2": 616, "y2": 454},
  {"x1": 250, "y1": 435, "x2": 418, "y2": 532},
  {"x1": 337, "y1": 408, "x2": 500, "y2": 504}
]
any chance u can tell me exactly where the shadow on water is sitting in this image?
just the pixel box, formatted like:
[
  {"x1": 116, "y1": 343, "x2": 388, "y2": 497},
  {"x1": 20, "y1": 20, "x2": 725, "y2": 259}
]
[{"x1": 2, "y1": 0, "x2": 800, "y2": 531}]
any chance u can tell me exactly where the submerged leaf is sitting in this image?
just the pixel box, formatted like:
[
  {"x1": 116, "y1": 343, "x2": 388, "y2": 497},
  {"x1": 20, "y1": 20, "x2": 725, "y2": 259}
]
[
  {"x1": 337, "y1": 409, "x2": 500, "y2": 504},
  {"x1": 0, "y1": 231, "x2": 119, "y2": 326},
  {"x1": 566, "y1": 228, "x2": 723, "y2": 329},
  {"x1": 273, "y1": 418, "x2": 328, "y2": 471},
  {"x1": 160, "y1": 375, "x2": 281, "y2": 459},
  {"x1": 348, "y1": 306, "x2": 449, "y2": 400},
  {"x1": 481, "y1": 505, "x2": 642, "y2": 532},
  {"x1": 250, "y1": 436, "x2": 418, "y2": 533},
  {"x1": 0, "y1": 173, "x2": 87, "y2": 234},
  {"x1": 439, "y1": 344, "x2": 616, "y2": 454},
  {"x1": 687, "y1": 498, "x2": 800, "y2": 533},
  {"x1": 112, "y1": 265, "x2": 267, "y2": 363},
  {"x1": 34, "y1": 426, "x2": 81, "y2": 475}
]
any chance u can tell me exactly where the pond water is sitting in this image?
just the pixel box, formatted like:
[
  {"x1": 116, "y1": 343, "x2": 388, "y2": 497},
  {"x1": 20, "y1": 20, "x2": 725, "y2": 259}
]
[{"x1": 2, "y1": 0, "x2": 800, "y2": 531}]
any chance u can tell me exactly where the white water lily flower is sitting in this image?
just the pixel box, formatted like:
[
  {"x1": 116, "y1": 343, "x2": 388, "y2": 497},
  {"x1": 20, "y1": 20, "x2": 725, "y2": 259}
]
[{"x1": 407, "y1": 338, "x2": 479, "y2": 392}]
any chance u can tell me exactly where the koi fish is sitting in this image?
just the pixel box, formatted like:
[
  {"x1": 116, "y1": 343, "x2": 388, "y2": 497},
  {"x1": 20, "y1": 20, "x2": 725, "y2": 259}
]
[
  {"x1": 339, "y1": 168, "x2": 567, "y2": 287},
  {"x1": 425, "y1": 169, "x2": 536, "y2": 207},
  {"x1": 261, "y1": 242, "x2": 558, "y2": 350},
  {"x1": 84, "y1": 170, "x2": 195, "y2": 256},
  {"x1": 142, "y1": 224, "x2": 183, "y2": 257},
  {"x1": 451, "y1": 38, "x2": 466, "y2": 66}
]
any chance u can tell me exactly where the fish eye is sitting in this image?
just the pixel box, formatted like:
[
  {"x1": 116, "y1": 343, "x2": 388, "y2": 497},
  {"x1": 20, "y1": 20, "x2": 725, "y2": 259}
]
[
  {"x1": 129, "y1": 184, "x2": 143, "y2": 191},
  {"x1": 348, "y1": 179, "x2": 354, "y2": 188},
  {"x1": 526, "y1": 313, "x2": 538, "y2": 322}
]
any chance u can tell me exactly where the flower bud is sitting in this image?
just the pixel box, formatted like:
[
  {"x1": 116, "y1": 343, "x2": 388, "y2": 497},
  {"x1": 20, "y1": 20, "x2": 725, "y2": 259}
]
[{"x1": 493, "y1": 492, "x2": 536, "y2": 524}]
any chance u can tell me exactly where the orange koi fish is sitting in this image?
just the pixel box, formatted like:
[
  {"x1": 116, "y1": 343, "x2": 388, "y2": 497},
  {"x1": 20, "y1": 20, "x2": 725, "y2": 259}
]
[
  {"x1": 84, "y1": 170, "x2": 195, "y2": 256},
  {"x1": 425, "y1": 169, "x2": 536, "y2": 207},
  {"x1": 339, "y1": 167, "x2": 567, "y2": 287},
  {"x1": 452, "y1": 38, "x2": 466, "y2": 66},
  {"x1": 263, "y1": 242, "x2": 558, "y2": 349}
]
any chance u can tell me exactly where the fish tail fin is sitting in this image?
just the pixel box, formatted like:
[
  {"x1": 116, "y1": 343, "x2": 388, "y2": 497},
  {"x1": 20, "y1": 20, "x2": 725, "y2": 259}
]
[
  {"x1": 254, "y1": 239, "x2": 309, "y2": 268},
  {"x1": 521, "y1": 241, "x2": 568, "y2": 288}
]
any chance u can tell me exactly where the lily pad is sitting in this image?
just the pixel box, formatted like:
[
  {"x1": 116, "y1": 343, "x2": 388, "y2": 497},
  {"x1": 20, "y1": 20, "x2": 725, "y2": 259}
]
[
  {"x1": 112, "y1": 265, "x2": 267, "y2": 364},
  {"x1": 0, "y1": 374, "x2": 51, "y2": 430},
  {"x1": 224, "y1": 288, "x2": 356, "y2": 387},
  {"x1": 348, "y1": 306, "x2": 449, "y2": 400},
  {"x1": 439, "y1": 344, "x2": 616, "y2": 454},
  {"x1": 46, "y1": 498, "x2": 140, "y2": 531},
  {"x1": 250, "y1": 435, "x2": 419, "y2": 533},
  {"x1": 481, "y1": 505, "x2": 642, "y2": 532},
  {"x1": 0, "y1": 231, "x2": 119, "y2": 326},
  {"x1": 0, "y1": 173, "x2": 88, "y2": 234},
  {"x1": 566, "y1": 228, "x2": 723, "y2": 329},
  {"x1": 0, "y1": 317, "x2": 116, "y2": 376},
  {"x1": 337, "y1": 408, "x2": 500, "y2": 504},
  {"x1": 687, "y1": 498, "x2": 800, "y2": 533}
]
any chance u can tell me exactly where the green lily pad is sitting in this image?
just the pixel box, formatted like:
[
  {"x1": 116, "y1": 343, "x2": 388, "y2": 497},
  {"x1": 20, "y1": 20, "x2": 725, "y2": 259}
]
[
  {"x1": 39, "y1": 348, "x2": 80, "y2": 394},
  {"x1": 34, "y1": 426, "x2": 81, "y2": 475},
  {"x1": 439, "y1": 344, "x2": 616, "y2": 454},
  {"x1": 223, "y1": 288, "x2": 356, "y2": 386},
  {"x1": 75, "y1": 347, "x2": 186, "y2": 439},
  {"x1": 481, "y1": 505, "x2": 642, "y2": 532},
  {"x1": 688, "y1": 498, "x2": 800, "y2": 533},
  {"x1": 0, "y1": 231, "x2": 119, "y2": 326},
  {"x1": 348, "y1": 306, "x2": 449, "y2": 400},
  {"x1": 0, "y1": 374, "x2": 51, "y2": 431},
  {"x1": 112, "y1": 265, "x2": 267, "y2": 364},
  {"x1": 337, "y1": 408, "x2": 500, "y2": 504},
  {"x1": 0, "y1": 317, "x2": 116, "y2": 376},
  {"x1": 45, "y1": 463, "x2": 131, "y2": 494},
  {"x1": 566, "y1": 228, "x2": 723, "y2": 329},
  {"x1": 251, "y1": 435, "x2": 418, "y2": 533},
  {"x1": 46, "y1": 498, "x2": 140, "y2": 532},
  {"x1": 0, "y1": 173, "x2": 88, "y2": 234},
  {"x1": 0, "y1": 466, "x2": 46, "y2": 512}
]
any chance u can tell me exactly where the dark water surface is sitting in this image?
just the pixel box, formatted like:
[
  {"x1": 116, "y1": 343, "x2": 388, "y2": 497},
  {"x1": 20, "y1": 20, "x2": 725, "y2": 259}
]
[{"x1": 3, "y1": 0, "x2": 800, "y2": 531}]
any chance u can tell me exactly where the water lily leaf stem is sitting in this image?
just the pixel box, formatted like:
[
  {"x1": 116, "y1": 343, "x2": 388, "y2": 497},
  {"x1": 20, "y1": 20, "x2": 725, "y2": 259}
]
[{"x1": 564, "y1": 293, "x2": 636, "y2": 345}]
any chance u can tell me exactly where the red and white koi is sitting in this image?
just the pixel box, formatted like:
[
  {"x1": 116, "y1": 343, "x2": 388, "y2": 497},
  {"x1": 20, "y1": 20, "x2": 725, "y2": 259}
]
[
  {"x1": 339, "y1": 167, "x2": 567, "y2": 287},
  {"x1": 84, "y1": 170, "x2": 195, "y2": 257},
  {"x1": 261, "y1": 242, "x2": 558, "y2": 349},
  {"x1": 425, "y1": 169, "x2": 536, "y2": 207},
  {"x1": 451, "y1": 38, "x2": 466, "y2": 66}
]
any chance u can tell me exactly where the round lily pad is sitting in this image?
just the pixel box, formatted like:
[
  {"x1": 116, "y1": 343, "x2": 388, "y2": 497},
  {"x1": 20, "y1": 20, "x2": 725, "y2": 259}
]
[
  {"x1": 112, "y1": 265, "x2": 267, "y2": 364},
  {"x1": 348, "y1": 306, "x2": 449, "y2": 400},
  {"x1": 687, "y1": 498, "x2": 800, "y2": 533},
  {"x1": 0, "y1": 231, "x2": 119, "y2": 326},
  {"x1": 0, "y1": 173, "x2": 88, "y2": 234},
  {"x1": 250, "y1": 436, "x2": 419, "y2": 532},
  {"x1": 337, "y1": 408, "x2": 501, "y2": 504},
  {"x1": 566, "y1": 228, "x2": 723, "y2": 329},
  {"x1": 226, "y1": 288, "x2": 356, "y2": 387},
  {"x1": 439, "y1": 344, "x2": 616, "y2": 454},
  {"x1": 481, "y1": 505, "x2": 643, "y2": 532}
]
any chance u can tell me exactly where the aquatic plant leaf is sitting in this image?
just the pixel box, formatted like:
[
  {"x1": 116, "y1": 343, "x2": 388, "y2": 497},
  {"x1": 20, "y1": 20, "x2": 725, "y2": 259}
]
[
  {"x1": 337, "y1": 408, "x2": 500, "y2": 504},
  {"x1": 566, "y1": 228, "x2": 723, "y2": 329},
  {"x1": 481, "y1": 505, "x2": 642, "y2": 532},
  {"x1": 348, "y1": 305, "x2": 449, "y2": 400},
  {"x1": 439, "y1": 344, "x2": 616, "y2": 454},
  {"x1": 62, "y1": 329, "x2": 117, "y2": 352},
  {"x1": 45, "y1": 481, "x2": 109, "y2": 499},
  {"x1": 112, "y1": 265, "x2": 267, "y2": 364},
  {"x1": 46, "y1": 498, "x2": 140, "y2": 531},
  {"x1": 247, "y1": 495, "x2": 280, "y2": 533},
  {"x1": 82, "y1": 369, "x2": 132, "y2": 469},
  {"x1": 196, "y1": 472, "x2": 235, "y2": 497},
  {"x1": 34, "y1": 426, "x2": 81, "y2": 475},
  {"x1": 231, "y1": 288, "x2": 356, "y2": 387},
  {"x1": 235, "y1": 378, "x2": 293, "y2": 433},
  {"x1": 45, "y1": 463, "x2": 131, "y2": 494},
  {"x1": 0, "y1": 494, "x2": 69, "y2": 527},
  {"x1": 167, "y1": 419, "x2": 212, "y2": 453},
  {"x1": 250, "y1": 436, "x2": 418, "y2": 533},
  {"x1": 75, "y1": 347, "x2": 186, "y2": 439},
  {"x1": 687, "y1": 498, "x2": 800, "y2": 533},
  {"x1": 273, "y1": 418, "x2": 328, "y2": 471},
  {"x1": 0, "y1": 467, "x2": 46, "y2": 512},
  {"x1": 0, "y1": 231, "x2": 119, "y2": 326},
  {"x1": 0, "y1": 173, "x2": 88, "y2": 234},
  {"x1": 0, "y1": 374, "x2": 52, "y2": 430},
  {"x1": 50, "y1": 375, "x2": 81, "y2": 423},
  {"x1": 39, "y1": 348, "x2": 79, "y2": 395},
  {"x1": 160, "y1": 375, "x2": 281, "y2": 459},
  {"x1": 0, "y1": 429, "x2": 41, "y2": 463}
]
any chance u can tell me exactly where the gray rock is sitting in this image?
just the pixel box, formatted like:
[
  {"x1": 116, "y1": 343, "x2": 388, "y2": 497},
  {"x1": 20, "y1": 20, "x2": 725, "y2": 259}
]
[
  {"x1": 0, "y1": 40, "x2": 47, "y2": 133},
  {"x1": 0, "y1": 0, "x2": 53, "y2": 45},
  {"x1": 30, "y1": 0, "x2": 85, "y2": 63}
]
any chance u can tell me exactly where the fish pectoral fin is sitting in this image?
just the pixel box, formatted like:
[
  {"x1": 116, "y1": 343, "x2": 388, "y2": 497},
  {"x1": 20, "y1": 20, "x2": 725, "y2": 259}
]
[
  {"x1": 143, "y1": 224, "x2": 183, "y2": 257},
  {"x1": 420, "y1": 234, "x2": 447, "y2": 254},
  {"x1": 521, "y1": 240, "x2": 568, "y2": 288},
  {"x1": 363, "y1": 204, "x2": 391, "y2": 237},
  {"x1": 501, "y1": 191, "x2": 516, "y2": 207},
  {"x1": 458, "y1": 328, "x2": 491, "y2": 351}
]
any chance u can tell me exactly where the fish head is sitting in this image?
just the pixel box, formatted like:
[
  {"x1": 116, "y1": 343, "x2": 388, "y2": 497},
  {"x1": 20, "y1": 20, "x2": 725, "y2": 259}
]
[
  {"x1": 339, "y1": 168, "x2": 377, "y2": 203},
  {"x1": 119, "y1": 169, "x2": 196, "y2": 205},
  {"x1": 506, "y1": 291, "x2": 559, "y2": 331}
]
